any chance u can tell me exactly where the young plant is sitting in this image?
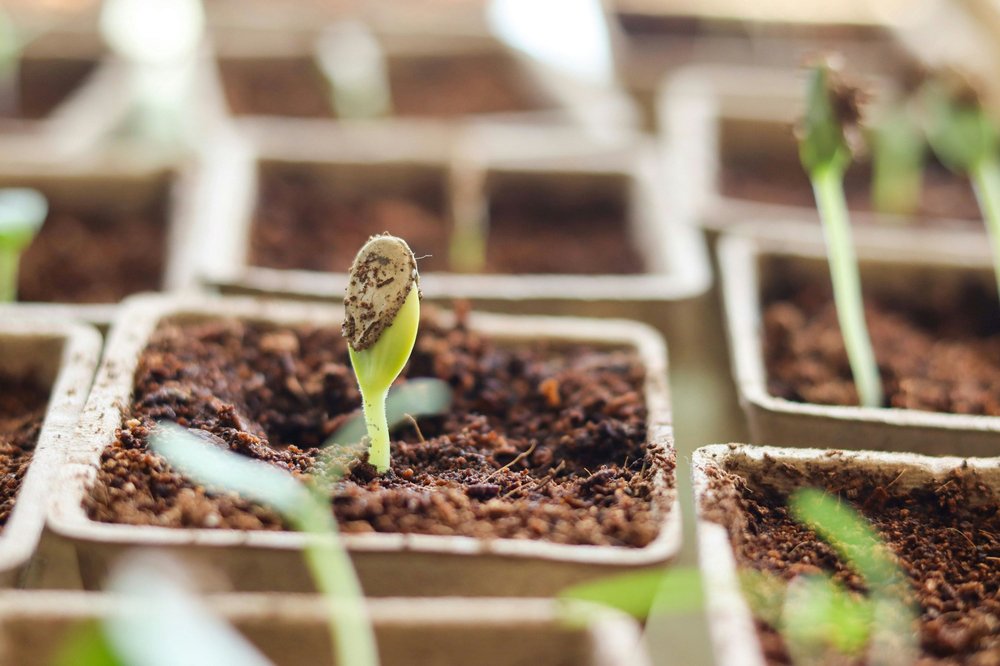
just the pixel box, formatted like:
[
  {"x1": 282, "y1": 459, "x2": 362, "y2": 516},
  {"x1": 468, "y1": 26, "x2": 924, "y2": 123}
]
[
  {"x1": 316, "y1": 20, "x2": 392, "y2": 119},
  {"x1": 0, "y1": 187, "x2": 46, "y2": 302},
  {"x1": 870, "y1": 99, "x2": 927, "y2": 217},
  {"x1": 149, "y1": 423, "x2": 379, "y2": 666},
  {"x1": 799, "y1": 60, "x2": 884, "y2": 408},
  {"x1": 56, "y1": 552, "x2": 273, "y2": 666},
  {"x1": 923, "y1": 71, "x2": 1000, "y2": 301},
  {"x1": 448, "y1": 136, "x2": 489, "y2": 274},
  {"x1": 0, "y1": 7, "x2": 18, "y2": 117},
  {"x1": 342, "y1": 234, "x2": 421, "y2": 474}
]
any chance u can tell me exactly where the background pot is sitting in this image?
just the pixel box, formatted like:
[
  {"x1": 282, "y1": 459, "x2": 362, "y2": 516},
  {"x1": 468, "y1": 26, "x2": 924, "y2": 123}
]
[
  {"x1": 719, "y1": 220, "x2": 1000, "y2": 455},
  {"x1": 692, "y1": 442, "x2": 1000, "y2": 666},
  {"x1": 0, "y1": 316, "x2": 101, "y2": 589},
  {"x1": 0, "y1": 592, "x2": 651, "y2": 666},
  {"x1": 49, "y1": 293, "x2": 680, "y2": 595}
]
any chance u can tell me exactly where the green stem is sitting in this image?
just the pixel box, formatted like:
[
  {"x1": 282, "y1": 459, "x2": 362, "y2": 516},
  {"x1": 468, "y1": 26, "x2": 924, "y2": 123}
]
[
  {"x1": 293, "y1": 491, "x2": 379, "y2": 666},
  {"x1": 362, "y1": 390, "x2": 390, "y2": 473},
  {"x1": 0, "y1": 247, "x2": 19, "y2": 302},
  {"x1": 970, "y1": 156, "x2": 1000, "y2": 303},
  {"x1": 812, "y1": 166, "x2": 884, "y2": 408}
]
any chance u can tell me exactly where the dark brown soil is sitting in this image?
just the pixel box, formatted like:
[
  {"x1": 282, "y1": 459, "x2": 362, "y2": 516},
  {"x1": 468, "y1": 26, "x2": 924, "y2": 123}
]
[
  {"x1": 84, "y1": 309, "x2": 672, "y2": 547},
  {"x1": 248, "y1": 167, "x2": 450, "y2": 274},
  {"x1": 217, "y1": 53, "x2": 546, "y2": 118},
  {"x1": 722, "y1": 161, "x2": 981, "y2": 223},
  {"x1": 0, "y1": 375, "x2": 49, "y2": 530},
  {"x1": 702, "y1": 453, "x2": 1000, "y2": 665},
  {"x1": 248, "y1": 167, "x2": 646, "y2": 276},
  {"x1": 763, "y1": 275, "x2": 1000, "y2": 412},
  {"x1": 2, "y1": 58, "x2": 98, "y2": 120},
  {"x1": 484, "y1": 179, "x2": 646, "y2": 275},
  {"x1": 17, "y1": 179, "x2": 171, "y2": 304}
]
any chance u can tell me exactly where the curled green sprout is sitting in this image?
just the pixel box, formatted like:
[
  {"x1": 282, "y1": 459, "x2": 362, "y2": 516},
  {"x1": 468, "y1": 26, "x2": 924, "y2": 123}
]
[
  {"x1": 0, "y1": 188, "x2": 47, "y2": 302},
  {"x1": 923, "y1": 73, "x2": 1000, "y2": 303},
  {"x1": 343, "y1": 235, "x2": 421, "y2": 474},
  {"x1": 799, "y1": 60, "x2": 884, "y2": 408}
]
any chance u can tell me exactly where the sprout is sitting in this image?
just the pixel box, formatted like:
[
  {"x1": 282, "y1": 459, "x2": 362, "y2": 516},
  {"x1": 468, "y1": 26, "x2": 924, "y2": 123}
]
[
  {"x1": 0, "y1": 188, "x2": 46, "y2": 302},
  {"x1": 316, "y1": 21, "x2": 392, "y2": 119},
  {"x1": 343, "y1": 235, "x2": 421, "y2": 474},
  {"x1": 448, "y1": 137, "x2": 489, "y2": 273},
  {"x1": 0, "y1": 8, "x2": 19, "y2": 117},
  {"x1": 923, "y1": 71, "x2": 1000, "y2": 303},
  {"x1": 870, "y1": 100, "x2": 926, "y2": 217},
  {"x1": 798, "y1": 59, "x2": 884, "y2": 408},
  {"x1": 150, "y1": 423, "x2": 379, "y2": 666}
]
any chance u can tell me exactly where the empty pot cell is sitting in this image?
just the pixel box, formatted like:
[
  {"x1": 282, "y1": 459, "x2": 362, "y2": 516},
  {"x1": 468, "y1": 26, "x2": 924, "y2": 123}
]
[
  {"x1": 761, "y1": 254, "x2": 1000, "y2": 412},
  {"x1": 84, "y1": 311, "x2": 672, "y2": 548},
  {"x1": 718, "y1": 117, "x2": 981, "y2": 221},
  {"x1": 15, "y1": 174, "x2": 172, "y2": 304},
  {"x1": 481, "y1": 171, "x2": 646, "y2": 274},
  {"x1": 248, "y1": 160, "x2": 450, "y2": 273},
  {"x1": 217, "y1": 50, "x2": 553, "y2": 118}
]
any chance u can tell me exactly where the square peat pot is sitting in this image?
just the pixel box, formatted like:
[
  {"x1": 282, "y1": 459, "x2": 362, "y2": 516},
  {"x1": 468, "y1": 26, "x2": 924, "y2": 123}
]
[
  {"x1": 0, "y1": 316, "x2": 102, "y2": 588},
  {"x1": 611, "y1": 3, "x2": 914, "y2": 130},
  {"x1": 692, "y1": 443, "x2": 1000, "y2": 666},
  {"x1": 0, "y1": 152, "x2": 202, "y2": 330},
  {"x1": 198, "y1": 124, "x2": 711, "y2": 366},
  {"x1": 719, "y1": 220, "x2": 1000, "y2": 455},
  {"x1": 48, "y1": 293, "x2": 680, "y2": 595},
  {"x1": 0, "y1": 592, "x2": 650, "y2": 666},
  {"x1": 0, "y1": 29, "x2": 128, "y2": 160},
  {"x1": 659, "y1": 64, "x2": 982, "y2": 247},
  {"x1": 208, "y1": 23, "x2": 638, "y2": 133}
]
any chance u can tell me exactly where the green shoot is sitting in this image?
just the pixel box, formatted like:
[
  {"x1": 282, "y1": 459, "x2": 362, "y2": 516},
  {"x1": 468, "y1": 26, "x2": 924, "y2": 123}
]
[
  {"x1": 448, "y1": 137, "x2": 489, "y2": 273},
  {"x1": 149, "y1": 423, "x2": 379, "y2": 666},
  {"x1": 923, "y1": 73, "x2": 1000, "y2": 303},
  {"x1": 316, "y1": 21, "x2": 392, "y2": 119},
  {"x1": 0, "y1": 188, "x2": 46, "y2": 302},
  {"x1": 871, "y1": 101, "x2": 926, "y2": 216},
  {"x1": 343, "y1": 235, "x2": 421, "y2": 474},
  {"x1": 799, "y1": 60, "x2": 884, "y2": 408},
  {"x1": 559, "y1": 567, "x2": 704, "y2": 620},
  {"x1": 0, "y1": 8, "x2": 19, "y2": 117},
  {"x1": 324, "y1": 377, "x2": 451, "y2": 448}
]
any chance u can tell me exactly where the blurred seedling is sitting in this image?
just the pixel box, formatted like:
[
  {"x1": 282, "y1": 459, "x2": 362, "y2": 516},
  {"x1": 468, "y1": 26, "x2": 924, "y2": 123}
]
[
  {"x1": 149, "y1": 423, "x2": 380, "y2": 666},
  {"x1": 342, "y1": 234, "x2": 422, "y2": 474},
  {"x1": 798, "y1": 58, "x2": 883, "y2": 408},
  {"x1": 56, "y1": 552, "x2": 274, "y2": 666},
  {"x1": 316, "y1": 20, "x2": 392, "y2": 119},
  {"x1": 559, "y1": 488, "x2": 916, "y2": 666},
  {"x1": 448, "y1": 133, "x2": 489, "y2": 273},
  {"x1": 0, "y1": 187, "x2": 46, "y2": 302},
  {"x1": 870, "y1": 96, "x2": 927, "y2": 217},
  {"x1": 923, "y1": 70, "x2": 1000, "y2": 302}
]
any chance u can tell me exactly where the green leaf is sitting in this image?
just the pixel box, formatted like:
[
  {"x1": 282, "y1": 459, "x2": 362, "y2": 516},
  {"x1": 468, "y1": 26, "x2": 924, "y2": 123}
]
[
  {"x1": 559, "y1": 567, "x2": 703, "y2": 619},
  {"x1": 53, "y1": 622, "x2": 124, "y2": 666},
  {"x1": 923, "y1": 78, "x2": 998, "y2": 174},
  {"x1": 0, "y1": 188, "x2": 46, "y2": 251},
  {"x1": 324, "y1": 377, "x2": 452, "y2": 448},
  {"x1": 781, "y1": 573, "x2": 873, "y2": 659},
  {"x1": 799, "y1": 61, "x2": 854, "y2": 176}
]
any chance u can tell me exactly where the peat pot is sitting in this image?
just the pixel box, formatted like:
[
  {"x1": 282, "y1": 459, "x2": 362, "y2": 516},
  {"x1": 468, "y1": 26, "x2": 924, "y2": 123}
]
[{"x1": 48, "y1": 294, "x2": 680, "y2": 595}]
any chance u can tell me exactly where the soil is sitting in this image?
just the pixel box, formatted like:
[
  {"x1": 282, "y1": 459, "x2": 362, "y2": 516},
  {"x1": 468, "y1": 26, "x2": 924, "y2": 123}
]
[
  {"x1": 17, "y1": 179, "x2": 171, "y2": 304},
  {"x1": 0, "y1": 375, "x2": 49, "y2": 531},
  {"x1": 2, "y1": 58, "x2": 98, "y2": 120},
  {"x1": 722, "y1": 160, "x2": 982, "y2": 223},
  {"x1": 84, "y1": 308, "x2": 672, "y2": 547},
  {"x1": 249, "y1": 167, "x2": 646, "y2": 276},
  {"x1": 248, "y1": 167, "x2": 451, "y2": 274},
  {"x1": 763, "y1": 273, "x2": 1000, "y2": 412},
  {"x1": 484, "y1": 180, "x2": 646, "y2": 275},
  {"x1": 217, "y1": 53, "x2": 545, "y2": 118},
  {"x1": 702, "y1": 453, "x2": 1000, "y2": 665}
]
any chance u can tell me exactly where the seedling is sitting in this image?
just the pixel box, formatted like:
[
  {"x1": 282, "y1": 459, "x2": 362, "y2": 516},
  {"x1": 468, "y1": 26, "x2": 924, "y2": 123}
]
[
  {"x1": 870, "y1": 99, "x2": 927, "y2": 217},
  {"x1": 0, "y1": 8, "x2": 18, "y2": 116},
  {"x1": 324, "y1": 377, "x2": 452, "y2": 448},
  {"x1": 150, "y1": 423, "x2": 379, "y2": 666},
  {"x1": 560, "y1": 487, "x2": 917, "y2": 665},
  {"x1": 56, "y1": 552, "x2": 273, "y2": 666},
  {"x1": 0, "y1": 187, "x2": 46, "y2": 302},
  {"x1": 923, "y1": 71, "x2": 1000, "y2": 301},
  {"x1": 798, "y1": 59, "x2": 884, "y2": 408},
  {"x1": 343, "y1": 234, "x2": 421, "y2": 473},
  {"x1": 316, "y1": 20, "x2": 392, "y2": 119},
  {"x1": 448, "y1": 135, "x2": 489, "y2": 274}
]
